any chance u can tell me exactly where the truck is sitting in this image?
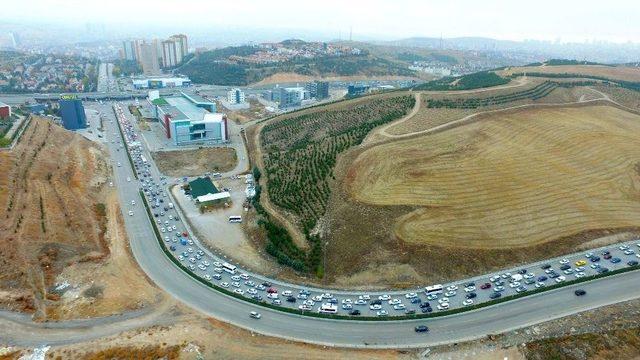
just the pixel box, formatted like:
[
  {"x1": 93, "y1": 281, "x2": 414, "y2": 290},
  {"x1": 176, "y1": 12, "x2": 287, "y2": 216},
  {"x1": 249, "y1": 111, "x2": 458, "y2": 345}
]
[{"x1": 511, "y1": 274, "x2": 523, "y2": 282}]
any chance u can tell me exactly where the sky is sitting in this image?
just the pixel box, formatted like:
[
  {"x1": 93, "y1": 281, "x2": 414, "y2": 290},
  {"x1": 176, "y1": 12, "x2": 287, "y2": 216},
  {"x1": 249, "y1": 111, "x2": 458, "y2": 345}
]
[{"x1": 2, "y1": 0, "x2": 640, "y2": 43}]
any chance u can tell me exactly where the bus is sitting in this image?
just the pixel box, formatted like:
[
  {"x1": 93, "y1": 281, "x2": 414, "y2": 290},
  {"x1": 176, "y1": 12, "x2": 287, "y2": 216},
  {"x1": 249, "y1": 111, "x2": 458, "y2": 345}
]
[
  {"x1": 424, "y1": 284, "x2": 443, "y2": 295},
  {"x1": 228, "y1": 216, "x2": 242, "y2": 223},
  {"x1": 318, "y1": 303, "x2": 338, "y2": 314},
  {"x1": 222, "y1": 262, "x2": 237, "y2": 274}
]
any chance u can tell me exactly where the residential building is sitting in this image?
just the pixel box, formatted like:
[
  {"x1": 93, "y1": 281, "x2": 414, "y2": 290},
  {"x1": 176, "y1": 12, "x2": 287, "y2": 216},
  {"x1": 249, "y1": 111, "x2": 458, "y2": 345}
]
[
  {"x1": 161, "y1": 40, "x2": 178, "y2": 68},
  {"x1": 227, "y1": 88, "x2": 245, "y2": 104},
  {"x1": 152, "y1": 92, "x2": 227, "y2": 146},
  {"x1": 122, "y1": 40, "x2": 137, "y2": 61},
  {"x1": 169, "y1": 34, "x2": 188, "y2": 59},
  {"x1": 0, "y1": 101, "x2": 11, "y2": 119},
  {"x1": 139, "y1": 41, "x2": 161, "y2": 76},
  {"x1": 58, "y1": 95, "x2": 87, "y2": 130},
  {"x1": 305, "y1": 81, "x2": 329, "y2": 99}
]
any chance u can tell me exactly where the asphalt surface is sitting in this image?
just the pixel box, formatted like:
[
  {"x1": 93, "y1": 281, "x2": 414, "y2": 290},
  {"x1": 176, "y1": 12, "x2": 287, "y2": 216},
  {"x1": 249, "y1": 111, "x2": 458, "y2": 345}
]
[{"x1": 78, "y1": 100, "x2": 640, "y2": 348}]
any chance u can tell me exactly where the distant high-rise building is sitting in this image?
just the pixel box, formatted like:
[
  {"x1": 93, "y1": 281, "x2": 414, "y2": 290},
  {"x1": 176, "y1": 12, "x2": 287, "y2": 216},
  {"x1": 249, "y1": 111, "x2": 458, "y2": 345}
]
[
  {"x1": 161, "y1": 40, "x2": 178, "y2": 68},
  {"x1": 227, "y1": 88, "x2": 245, "y2": 104},
  {"x1": 139, "y1": 41, "x2": 161, "y2": 76},
  {"x1": 169, "y1": 34, "x2": 189, "y2": 58},
  {"x1": 279, "y1": 87, "x2": 305, "y2": 109},
  {"x1": 122, "y1": 40, "x2": 137, "y2": 61},
  {"x1": 58, "y1": 96, "x2": 87, "y2": 130}
]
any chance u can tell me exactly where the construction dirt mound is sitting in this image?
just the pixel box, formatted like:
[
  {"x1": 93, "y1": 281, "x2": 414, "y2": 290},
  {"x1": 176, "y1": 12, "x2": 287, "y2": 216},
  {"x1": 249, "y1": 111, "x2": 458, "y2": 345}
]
[{"x1": 0, "y1": 117, "x2": 111, "y2": 317}]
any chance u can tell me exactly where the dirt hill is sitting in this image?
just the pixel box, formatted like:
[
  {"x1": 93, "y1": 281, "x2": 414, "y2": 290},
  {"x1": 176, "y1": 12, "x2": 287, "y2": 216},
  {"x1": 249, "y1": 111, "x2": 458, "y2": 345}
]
[{"x1": 0, "y1": 117, "x2": 112, "y2": 317}]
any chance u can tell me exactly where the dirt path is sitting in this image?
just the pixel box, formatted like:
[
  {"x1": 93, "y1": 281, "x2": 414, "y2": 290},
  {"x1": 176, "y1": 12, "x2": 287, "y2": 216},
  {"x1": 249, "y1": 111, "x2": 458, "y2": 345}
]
[
  {"x1": 377, "y1": 87, "x2": 611, "y2": 140},
  {"x1": 362, "y1": 92, "x2": 422, "y2": 145},
  {"x1": 251, "y1": 122, "x2": 309, "y2": 250}
]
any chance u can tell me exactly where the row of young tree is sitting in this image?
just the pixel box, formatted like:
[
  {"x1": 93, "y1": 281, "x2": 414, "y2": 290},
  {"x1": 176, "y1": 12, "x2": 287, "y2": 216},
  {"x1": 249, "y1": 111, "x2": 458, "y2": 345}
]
[
  {"x1": 426, "y1": 81, "x2": 559, "y2": 109},
  {"x1": 257, "y1": 95, "x2": 415, "y2": 276}
]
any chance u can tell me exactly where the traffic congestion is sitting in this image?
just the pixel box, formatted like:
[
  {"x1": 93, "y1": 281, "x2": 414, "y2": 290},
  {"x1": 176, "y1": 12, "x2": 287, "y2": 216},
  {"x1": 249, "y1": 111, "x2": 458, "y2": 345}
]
[{"x1": 109, "y1": 101, "x2": 640, "y2": 320}]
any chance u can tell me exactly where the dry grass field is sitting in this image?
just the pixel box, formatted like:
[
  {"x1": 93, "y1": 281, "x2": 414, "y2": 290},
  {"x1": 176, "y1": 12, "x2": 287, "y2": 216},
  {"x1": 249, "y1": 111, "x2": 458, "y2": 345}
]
[
  {"x1": 347, "y1": 104, "x2": 640, "y2": 249},
  {"x1": 499, "y1": 64, "x2": 640, "y2": 82},
  {"x1": 152, "y1": 148, "x2": 237, "y2": 177}
]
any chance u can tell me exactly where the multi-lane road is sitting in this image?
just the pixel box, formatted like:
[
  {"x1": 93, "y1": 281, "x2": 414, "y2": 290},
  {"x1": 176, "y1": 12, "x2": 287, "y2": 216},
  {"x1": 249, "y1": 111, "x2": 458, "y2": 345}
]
[{"x1": 87, "y1": 99, "x2": 640, "y2": 348}]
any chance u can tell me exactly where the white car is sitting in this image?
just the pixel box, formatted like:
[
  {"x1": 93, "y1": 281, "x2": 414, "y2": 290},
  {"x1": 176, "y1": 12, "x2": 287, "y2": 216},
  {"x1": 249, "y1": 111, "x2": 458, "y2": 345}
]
[
  {"x1": 378, "y1": 294, "x2": 391, "y2": 301},
  {"x1": 437, "y1": 297, "x2": 449, "y2": 304},
  {"x1": 559, "y1": 258, "x2": 569, "y2": 264},
  {"x1": 359, "y1": 295, "x2": 371, "y2": 301},
  {"x1": 555, "y1": 276, "x2": 566, "y2": 283},
  {"x1": 376, "y1": 310, "x2": 388, "y2": 317},
  {"x1": 341, "y1": 304, "x2": 353, "y2": 310},
  {"x1": 128, "y1": 210, "x2": 134, "y2": 216},
  {"x1": 220, "y1": 282, "x2": 229, "y2": 288},
  {"x1": 231, "y1": 282, "x2": 241, "y2": 288},
  {"x1": 393, "y1": 304, "x2": 406, "y2": 310},
  {"x1": 509, "y1": 282, "x2": 520, "y2": 288},
  {"x1": 446, "y1": 285, "x2": 458, "y2": 291},
  {"x1": 240, "y1": 273, "x2": 250, "y2": 280},
  {"x1": 213, "y1": 267, "x2": 223, "y2": 273},
  {"x1": 426, "y1": 294, "x2": 438, "y2": 300},
  {"x1": 437, "y1": 303, "x2": 450, "y2": 310},
  {"x1": 127, "y1": 177, "x2": 131, "y2": 182},
  {"x1": 388, "y1": 298, "x2": 401, "y2": 305},
  {"x1": 444, "y1": 291, "x2": 456, "y2": 297},
  {"x1": 369, "y1": 304, "x2": 382, "y2": 310},
  {"x1": 341, "y1": 299, "x2": 353, "y2": 304},
  {"x1": 405, "y1": 292, "x2": 417, "y2": 299},
  {"x1": 247, "y1": 288, "x2": 258, "y2": 295},
  {"x1": 282, "y1": 290, "x2": 292, "y2": 297},
  {"x1": 354, "y1": 299, "x2": 367, "y2": 305},
  {"x1": 233, "y1": 289, "x2": 244, "y2": 295},
  {"x1": 464, "y1": 286, "x2": 476, "y2": 292},
  {"x1": 462, "y1": 299, "x2": 474, "y2": 306}
]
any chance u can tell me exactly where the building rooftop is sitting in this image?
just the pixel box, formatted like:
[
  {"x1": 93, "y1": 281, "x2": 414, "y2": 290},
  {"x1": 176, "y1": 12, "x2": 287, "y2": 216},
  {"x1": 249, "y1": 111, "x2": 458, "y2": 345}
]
[
  {"x1": 181, "y1": 92, "x2": 214, "y2": 106},
  {"x1": 0, "y1": 101, "x2": 8, "y2": 107},
  {"x1": 158, "y1": 104, "x2": 189, "y2": 121},
  {"x1": 165, "y1": 96, "x2": 206, "y2": 121},
  {"x1": 189, "y1": 177, "x2": 219, "y2": 198}
]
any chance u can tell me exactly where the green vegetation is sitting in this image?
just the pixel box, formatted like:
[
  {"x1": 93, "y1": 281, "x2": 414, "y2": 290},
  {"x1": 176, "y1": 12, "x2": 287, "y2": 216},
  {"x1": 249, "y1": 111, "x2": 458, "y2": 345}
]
[
  {"x1": 544, "y1": 59, "x2": 608, "y2": 66},
  {"x1": 179, "y1": 52, "x2": 415, "y2": 86},
  {"x1": 258, "y1": 96, "x2": 414, "y2": 274},
  {"x1": 414, "y1": 71, "x2": 510, "y2": 91},
  {"x1": 427, "y1": 81, "x2": 558, "y2": 108},
  {"x1": 112, "y1": 59, "x2": 141, "y2": 77},
  {"x1": 509, "y1": 72, "x2": 640, "y2": 92}
]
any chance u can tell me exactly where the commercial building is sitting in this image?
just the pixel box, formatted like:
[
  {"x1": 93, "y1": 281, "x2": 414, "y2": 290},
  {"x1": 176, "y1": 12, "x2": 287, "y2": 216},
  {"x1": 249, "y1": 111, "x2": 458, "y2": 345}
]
[
  {"x1": 132, "y1": 76, "x2": 191, "y2": 89},
  {"x1": 58, "y1": 95, "x2": 87, "y2": 130},
  {"x1": 188, "y1": 176, "x2": 231, "y2": 207},
  {"x1": 279, "y1": 87, "x2": 308, "y2": 108},
  {"x1": 139, "y1": 41, "x2": 161, "y2": 76},
  {"x1": 227, "y1": 88, "x2": 245, "y2": 104},
  {"x1": 152, "y1": 92, "x2": 227, "y2": 146},
  {"x1": 305, "y1": 81, "x2": 329, "y2": 99},
  {"x1": 0, "y1": 101, "x2": 11, "y2": 119}
]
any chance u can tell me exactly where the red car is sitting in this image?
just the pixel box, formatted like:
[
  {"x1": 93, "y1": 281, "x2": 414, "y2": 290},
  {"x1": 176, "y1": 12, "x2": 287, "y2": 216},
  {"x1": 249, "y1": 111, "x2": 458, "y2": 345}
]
[
  {"x1": 267, "y1": 287, "x2": 278, "y2": 294},
  {"x1": 480, "y1": 282, "x2": 492, "y2": 290},
  {"x1": 182, "y1": 231, "x2": 188, "y2": 237}
]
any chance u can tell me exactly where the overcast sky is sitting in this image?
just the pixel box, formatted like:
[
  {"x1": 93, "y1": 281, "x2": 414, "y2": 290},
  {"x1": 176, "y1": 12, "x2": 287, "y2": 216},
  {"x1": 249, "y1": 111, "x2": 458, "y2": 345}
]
[{"x1": 3, "y1": 0, "x2": 640, "y2": 43}]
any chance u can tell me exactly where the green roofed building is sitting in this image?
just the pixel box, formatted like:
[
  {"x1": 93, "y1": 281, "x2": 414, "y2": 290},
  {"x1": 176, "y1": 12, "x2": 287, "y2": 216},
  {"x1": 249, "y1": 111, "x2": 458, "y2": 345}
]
[{"x1": 188, "y1": 177, "x2": 218, "y2": 199}]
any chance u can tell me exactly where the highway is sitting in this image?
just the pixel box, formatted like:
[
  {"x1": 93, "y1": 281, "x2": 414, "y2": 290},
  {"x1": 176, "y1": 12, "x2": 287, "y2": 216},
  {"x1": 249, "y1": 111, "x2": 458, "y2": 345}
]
[{"x1": 82, "y1": 99, "x2": 640, "y2": 348}]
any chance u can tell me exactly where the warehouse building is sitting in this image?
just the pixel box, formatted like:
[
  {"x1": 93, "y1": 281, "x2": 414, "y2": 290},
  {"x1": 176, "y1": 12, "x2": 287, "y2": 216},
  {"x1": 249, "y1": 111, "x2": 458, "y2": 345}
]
[
  {"x1": 188, "y1": 176, "x2": 231, "y2": 208},
  {"x1": 152, "y1": 92, "x2": 227, "y2": 146}
]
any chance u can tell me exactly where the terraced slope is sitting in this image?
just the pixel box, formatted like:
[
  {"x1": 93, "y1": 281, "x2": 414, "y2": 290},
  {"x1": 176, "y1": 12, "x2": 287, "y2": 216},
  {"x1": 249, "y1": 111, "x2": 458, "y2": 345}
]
[{"x1": 347, "y1": 105, "x2": 640, "y2": 249}]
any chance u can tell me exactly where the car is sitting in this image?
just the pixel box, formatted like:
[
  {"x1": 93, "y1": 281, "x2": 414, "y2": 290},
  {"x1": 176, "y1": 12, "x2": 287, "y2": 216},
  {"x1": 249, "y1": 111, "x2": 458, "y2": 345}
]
[
  {"x1": 462, "y1": 299, "x2": 474, "y2": 306},
  {"x1": 590, "y1": 256, "x2": 601, "y2": 262},
  {"x1": 341, "y1": 303, "x2": 352, "y2": 310},
  {"x1": 220, "y1": 282, "x2": 229, "y2": 288},
  {"x1": 523, "y1": 273, "x2": 535, "y2": 279},
  {"x1": 378, "y1": 294, "x2": 391, "y2": 301},
  {"x1": 369, "y1": 304, "x2": 382, "y2": 310},
  {"x1": 444, "y1": 291, "x2": 456, "y2": 297},
  {"x1": 493, "y1": 286, "x2": 505, "y2": 292},
  {"x1": 575, "y1": 260, "x2": 587, "y2": 266},
  {"x1": 231, "y1": 282, "x2": 241, "y2": 288},
  {"x1": 437, "y1": 303, "x2": 449, "y2": 310},
  {"x1": 619, "y1": 245, "x2": 630, "y2": 250},
  {"x1": 597, "y1": 267, "x2": 610, "y2": 274},
  {"x1": 420, "y1": 302, "x2": 431, "y2": 309},
  {"x1": 322, "y1": 293, "x2": 333, "y2": 299},
  {"x1": 574, "y1": 272, "x2": 586, "y2": 278},
  {"x1": 541, "y1": 264, "x2": 552, "y2": 270},
  {"x1": 535, "y1": 282, "x2": 546, "y2": 288},
  {"x1": 128, "y1": 210, "x2": 134, "y2": 216},
  {"x1": 610, "y1": 257, "x2": 621, "y2": 263},
  {"x1": 554, "y1": 276, "x2": 566, "y2": 283},
  {"x1": 286, "y1": 296, "x2": 296, "y2": 303},
  {"x1": 559, "y1": 258, "x2": 569, "y2": 264},
  {"x1": 405, "y1": 309, "x2": 416, "y2": 315},
  {"x1": 489, "y1": 292, "x2": 502, "y2": 299},
  {"x1": 376, "y1": 310, "x2": 388, "y2": 317},
  {"x1": 282, "y1": 290, "x2": 293, "y2": 297},
  {"x1": 464, "y1": 286, "x2": 476, "y2": 292},
  {"x1": 515, "y1": 286, "x2": 527, "y2": 293},
  {"x1": 426, "y1": 294, "x2": 438, "y2": 301},
  {"x1": 628, "y1": 260, "x2": 639, "y2": 266},
  {"x1": 517, "y1": 269, "x2": 527, "y2": 275},
  {"x1": 537, "y1": 275, "x2": 548, "y2": 282},
  {"x1": 234, "y1": 289, "x2": 244, "y2": 295},
  {"x1": 393, "y1": 304, "x2": 406, "y2": 310},
  {"x1": 388, "y1": 298, "x2": 402, "y2": 305},
  {"x1": 272, "y1": 299, "x2": 281, "y2": 305},
  {"x1": 405, "y1": 292, "x2": 417, "y2": 299},
  {"x1": 354, "y1": 299, "x2": 367, "y2": 305},
  {"x1": 624, "y1": 249, "x2": 635, "y2": 255},
  {"x1": 560, "y1": 264, "x2": 571, "y2": 271},
  {"x1": 574, "y1": 289, "x2": 586, "y2": 296},
  {"x1": 480, "y1": 282, "x2": 492, "y2": 289},
  {"x1": 590, "y1": 263, "x2": 601, "y2": 269},
  {"x1": 410, "y1": 297, "x2": 421, "y2": 304},
  {"x1": 604, "y1": 254, "x2": 612, "y2": 260},
  {"x1": 414, "y1": 325, "x2": 429, "y2": 333},
  {"x1": 421, "y1": 307, "x2": 433, "y2": 313},
  {"x1": 359, "y1": 295, "x2": 371, "y2": 300},
  {"x1": 299, "y1": 304, "x2": 312, "y2": 311},
  {"x1": 437, "y1": 298, "x2": 449, "y2": 304},
  {"x1": 563, "y1": 269, "x2": 574, "y2": 275},
  {"x1": 249, "y1": 311, "x2": 261, "y2": 319},
  {"x1": 465, "y1": 292, "x2": 477, "y2": 299},
  {"x1": 446, "y1": 285, "x2": 458, "y2": 291},
  {"x1": 508, "y1": 282, "x2": 520, "y2": 288},
  {"x1": 349, "y1": 309, "x2": 361, "y2": 316}
]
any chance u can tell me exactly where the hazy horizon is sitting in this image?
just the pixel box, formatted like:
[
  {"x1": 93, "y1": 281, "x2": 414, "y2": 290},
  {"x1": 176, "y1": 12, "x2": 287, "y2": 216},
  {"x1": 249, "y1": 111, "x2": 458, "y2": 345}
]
[{"x1": 2, "y1": 0, "x2": 640, "y2": 44}]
